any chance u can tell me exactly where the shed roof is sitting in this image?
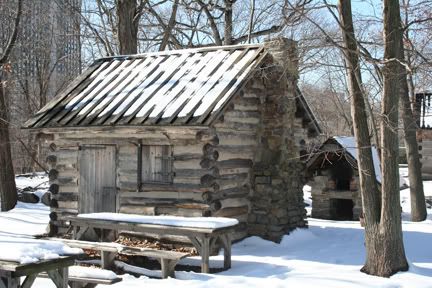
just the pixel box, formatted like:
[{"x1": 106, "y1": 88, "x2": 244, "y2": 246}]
[
  {"x1": 24, "y1": 44, "x2": 266, "y2": 129},
  {"x1": 306, "y1": 136, "x2": 406, "y2": 188},
  {"x1": 24, "y1": 43, "x2": 320, "y2": 132}
]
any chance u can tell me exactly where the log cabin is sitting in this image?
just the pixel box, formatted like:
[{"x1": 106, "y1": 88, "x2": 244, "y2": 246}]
[
  {"x1": 416, "y1": 92, "x2": 432, "y2": 180},
  {"x1": 23, "y1": 38, "x2": 321, "y2": 243}
]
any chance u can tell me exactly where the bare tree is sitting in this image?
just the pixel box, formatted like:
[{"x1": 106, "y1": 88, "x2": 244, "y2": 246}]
[
  {"x1": 0, "y1": 0, "x2": 22, "y2": 211},
  {"x1": 338, "y1": 0, "x2": 409, "y2": 277}
]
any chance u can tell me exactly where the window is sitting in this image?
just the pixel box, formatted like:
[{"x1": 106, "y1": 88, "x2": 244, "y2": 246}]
[{"x1": 139, "y1": 145, "x2": 173, "y2": 185}]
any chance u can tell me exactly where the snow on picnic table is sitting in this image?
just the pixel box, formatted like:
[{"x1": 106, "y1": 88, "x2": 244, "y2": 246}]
[
  {"x1": 0, "y1": 236, "x2": 82, "y2": 264},
  {"x1": 78, "y1": 213, "x2": 239, "y2": 229}
]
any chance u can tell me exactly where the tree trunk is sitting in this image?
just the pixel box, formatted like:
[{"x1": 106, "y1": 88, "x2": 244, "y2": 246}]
[
  {"x1": 361, "y1": 0, "x2": 408, "y2": 276},
  {"x1": 116, "y1": 0, "x2": 138, "y2": 55},
  {"x1": 399, "y1": 64, "x2": 427, "y2": 222},
  {"x1": 0, "y1": 77, "x2": 17, "y2": 211},
  {"x1": 338, "y1": 0, "x2": 408, "y2": 277},
  {"x1": 0, "y1": 0, "x2": 22, "y2": 211},
  {"x1": 399, "y1": 16, "x2": 427, "y2": 222},
  {"x1": 224, "y1": 0, "x2": 234, "y2": 45}
]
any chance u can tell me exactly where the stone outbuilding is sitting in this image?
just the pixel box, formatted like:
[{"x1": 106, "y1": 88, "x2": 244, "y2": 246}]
[
  {"x1": 305, "y1": 137, "x2": 381, "y2": 220},
  {"x1": 416, "y1": 92, "x2": 432, "y2": 180},
  {"x1": 24, "y1": 39, "x2": 320, "y2": 242}
]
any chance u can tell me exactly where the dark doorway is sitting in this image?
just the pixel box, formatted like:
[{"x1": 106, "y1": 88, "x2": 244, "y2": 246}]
[
  {"x1": 329, "y1": 160, "x2": 353, "y2": 191},
  {"x1": 330, "y1": 199, "x2": 354, "y2": 220}
]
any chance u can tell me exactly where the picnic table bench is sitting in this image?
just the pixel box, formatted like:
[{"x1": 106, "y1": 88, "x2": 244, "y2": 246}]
[
  {"x1": 0, "y1": 256, "x2": 74, "y2": 288},
  {"x1": 47, "y1": 238, "x2": 189, "y2": 278},
  {"x1": 67, "y1": 213, "x2": 239, "y2": 273},
  {"x1": 38, "y1": 265, "x2": 122, "y2": 288}
]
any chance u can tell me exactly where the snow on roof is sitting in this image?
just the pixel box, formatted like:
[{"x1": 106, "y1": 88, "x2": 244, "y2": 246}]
[
  {"x1": 78, "y1": 213, "x2": 239, "y2": 229},
  {"x1": 333, "y1": 136, "x2": 382, "y2": 183},
  {"x1": 0, "y1": 236, "x2": 82, "y2": 264},
  {"x1": 24, "y1": 44, "x2": 267, "y2": 129}
]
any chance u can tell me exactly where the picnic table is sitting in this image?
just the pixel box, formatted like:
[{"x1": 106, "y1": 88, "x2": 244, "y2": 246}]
[
  {"x1": 0, "y1": 237, "x2": 81, "y2": 288},
  {"x1": 0, "y1": 256, "x2": 75, "y2": 288},
  {"x1": 68, "y1": 213, "x2": 239, "y2": 273}
]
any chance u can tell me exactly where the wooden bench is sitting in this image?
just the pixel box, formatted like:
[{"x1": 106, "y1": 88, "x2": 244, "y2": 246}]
[
  {"x1": 48, "y1": 238, "x2": 189, "y2": 278},
  {"x1": 39, "y1": 265, "x2": 122, "y2": 288}
]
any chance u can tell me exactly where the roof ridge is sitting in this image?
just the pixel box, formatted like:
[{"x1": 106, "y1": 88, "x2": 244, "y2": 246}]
[{"x1": 97, "y1": 43, "x2": 265, "y2": 61}]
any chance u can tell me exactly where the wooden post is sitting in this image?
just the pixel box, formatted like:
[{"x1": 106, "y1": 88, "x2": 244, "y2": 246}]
[
  {"x1": 0, "y1": 272, "x2": 19, "y2": 288},
  {"x1": 201, "y1": 237, "x2": 210, "y2": 273},
  {"x1": 101, "y1": 251, "x2": 116, "y2": 270}
]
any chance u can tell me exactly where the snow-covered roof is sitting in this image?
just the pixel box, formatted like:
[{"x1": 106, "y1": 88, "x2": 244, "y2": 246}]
[
  {"x1": 24, "y1": 44, "x2": 269, "y2": 128},
  {"x1": 333, "y1": 136, "x2": 382, "y2": 184}
]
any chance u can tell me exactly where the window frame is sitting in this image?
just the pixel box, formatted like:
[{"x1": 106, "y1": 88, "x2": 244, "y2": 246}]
[{"x1": 137, "y1": 144, "x2": 174, "y2": 189}]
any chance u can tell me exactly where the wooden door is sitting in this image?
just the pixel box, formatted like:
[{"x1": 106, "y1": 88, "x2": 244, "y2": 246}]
[{"x1": 79, "y1": 145, "x2": 116, "y2": 213}]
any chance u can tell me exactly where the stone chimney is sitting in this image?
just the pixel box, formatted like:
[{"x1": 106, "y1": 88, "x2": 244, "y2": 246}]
[{"x1": 247, "y1": 38, "x2": 307, "y2": 243}]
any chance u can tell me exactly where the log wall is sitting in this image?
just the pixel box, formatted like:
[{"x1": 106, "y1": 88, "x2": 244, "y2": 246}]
[{"x1": 418, "y1": 129, "x2": 432, "y2": 180}]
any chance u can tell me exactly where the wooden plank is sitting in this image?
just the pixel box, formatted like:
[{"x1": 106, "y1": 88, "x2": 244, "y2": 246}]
[
  {"x1": 176, "y1": 50, "x2": 243, "y2": 122},
  {"x1": 104, "y1": 56, "x2": 168, "y2": 125},
  {"x1": 71, "y1": 59, "x2": 146, "y2": 126},
  {"x1": 195, "y1": 48, "x2": 263, "y2": 121},
  {"x1": 81, "y1": 58, "x2": 152, "y2": 125},
  {"x1": 23, "y1": 60, "x2": 105, "y2": 128},
  {"x1": 48, "y1": 61, "x2": 121, "y2": 126},
  {"x1": 95, "y1": 56, "x2": 164, "y2": 125},
  {"x1": 59, "y1": 60, "x2": 130, "y2": 126},
  {"x1": 120, "y1": 54, "x2": 190, "y2": 124},
  {"x1": 138, "y1": 52, "x2": 204, "y2": 122}
]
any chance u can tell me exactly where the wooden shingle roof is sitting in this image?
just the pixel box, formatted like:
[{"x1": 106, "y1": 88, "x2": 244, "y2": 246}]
[{"x1": 24, "y1": 44, "x2": 267, "y2": 129}]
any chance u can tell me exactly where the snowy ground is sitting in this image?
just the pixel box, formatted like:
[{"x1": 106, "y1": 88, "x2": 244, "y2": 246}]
[{"x1": 2, "y1": 170, "x2": 431, "y2": 288}]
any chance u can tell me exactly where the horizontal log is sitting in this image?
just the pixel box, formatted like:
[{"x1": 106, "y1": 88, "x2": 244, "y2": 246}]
[
  {"x1": 214, "y1": 121, "x2": 258, "y2": 131},
  {"x1": 217, "y1": 158, "x2": 253, "y2": 169},
  {"x1": 120, "y1": 197, "x2": 208, "y2": 208},
  {"x1": 52, "y1": 192, "x2": 78, "y2": 202},
  {"x1": 210, "y1": 197, "x2": 249, "y2": 211},
  {"x1": 207, "y1": 186, "x2": 250, "y2": 201},
  {"x1": 173, "y1": 144, "x2": 204, "y2": 155},
  {"x1": 173, "y1": 153, "x2": 202, "y2": 161},
  {"x1": 57, "y1": 200, "x2": 78, "y2": 209},
  {"x1": 155, "y1": 207, "x2": 206, "y2": 217},
  {"x1": 174, "y1": 168, "x2": 219, "y2": 178},
  {"x1": 51, "y1": 207, "x2": 78, "y2": 214},
  {"x1": 173, "y1": 159, "x2": 202, "y2": 170},
  {"x1": 213, "y1": 206, "x2": 249, "y2": 217},
  {"x1": 120, "y1": 191, "x2": 208, "y2": 202},
  {"x1": 119, "y1": 205, "x2": 155, "y2": 215},
  {"x1": 138, "y1": 183, "x2": 212, "y2": 193},
  {"x1": 58, "y1": 184, "x2": 79, "y2": 194}
]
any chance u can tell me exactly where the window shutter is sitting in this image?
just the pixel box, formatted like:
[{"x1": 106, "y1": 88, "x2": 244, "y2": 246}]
[{"x1": 141, "y1": 145, "x2": 173, "y2": 184}]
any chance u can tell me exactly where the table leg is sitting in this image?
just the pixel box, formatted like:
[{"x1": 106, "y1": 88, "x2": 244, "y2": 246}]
[
  {"x1": 187, "y1": 236, "x2": 210, "y2": 273},
  {"x1": 101, "y1": 251, "x2": 116, "y2": 269},
  {"x1": 201, "y1": 237, "x2": 210, "y2": 273},
  {"x1": 219, "y1": 234, "x2": 232, "y2": 269},
  {"x1": 0, "y1": 272, "x2": 19, "y2": 288},
  {"x1": 47, "y1": 267, "x2": 68, "y2": 288},
  {"x1": 20, "y1": 274, "x2": 37, "y2": 288}
]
